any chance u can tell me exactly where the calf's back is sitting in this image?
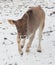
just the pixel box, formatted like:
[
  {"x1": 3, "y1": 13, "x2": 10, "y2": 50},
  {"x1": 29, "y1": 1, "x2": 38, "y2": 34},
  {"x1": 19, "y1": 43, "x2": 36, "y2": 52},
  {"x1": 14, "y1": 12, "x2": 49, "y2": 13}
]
[{"x1": 26, "y1": 6, "x2": 45, "y2": 35}]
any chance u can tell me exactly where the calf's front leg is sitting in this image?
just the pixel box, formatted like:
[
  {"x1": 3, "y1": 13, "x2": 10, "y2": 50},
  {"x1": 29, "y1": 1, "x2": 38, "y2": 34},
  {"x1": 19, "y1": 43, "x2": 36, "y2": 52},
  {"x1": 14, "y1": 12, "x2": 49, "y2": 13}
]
[
  {"x1": 26, "y1": 33, "x2": 35, "y2": 52},
  {"x1": 17, "y1": 35, "x2": 23, "y2": 55},
  {"x1": 21, "y1": 38, "x2": 25, "y2": 48}
]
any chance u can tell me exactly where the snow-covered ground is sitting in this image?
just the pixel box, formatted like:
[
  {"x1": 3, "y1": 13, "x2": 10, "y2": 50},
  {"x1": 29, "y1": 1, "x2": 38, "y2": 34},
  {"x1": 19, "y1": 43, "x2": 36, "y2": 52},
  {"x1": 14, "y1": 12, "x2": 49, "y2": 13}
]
[{"x1": 0, "y1": 0, "x2": 55, "y2": 65}]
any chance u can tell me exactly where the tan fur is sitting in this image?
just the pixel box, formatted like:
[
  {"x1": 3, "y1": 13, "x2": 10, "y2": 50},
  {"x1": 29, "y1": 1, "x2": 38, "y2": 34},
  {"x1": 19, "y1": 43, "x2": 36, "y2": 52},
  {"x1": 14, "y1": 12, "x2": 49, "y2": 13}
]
[
  {"x1": 0, "y1": 22, "x2": 2, "y2": 24},
  {"x1": 8, "y1": 5, "x2": 45, "y2": 55},
  {"x1": 8, "y1": 20, "x2": 14, "y2": 25}
]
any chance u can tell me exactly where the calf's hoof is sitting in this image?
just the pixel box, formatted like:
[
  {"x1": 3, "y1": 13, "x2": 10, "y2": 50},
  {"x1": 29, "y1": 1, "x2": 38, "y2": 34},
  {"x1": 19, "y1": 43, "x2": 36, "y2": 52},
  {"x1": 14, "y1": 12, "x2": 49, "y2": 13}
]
[
  {"x1": 19, "y1": 50, "x2": 23, "y2": 55},
  {"x1": 26, "y1": 49, "x2": 30, "y2": 52},
  {"x1": 37, "y1": 50, "x2": 42, "y2": 52},
  {"x1": 21, "y1": 52, "x2": 23, "y2": 55},
  {"x1": 21, "y1": 45, "x2": 24, "y2": 49},
  {"x1": 18, "y1": 48, "x2": 23, "y2": 55}
]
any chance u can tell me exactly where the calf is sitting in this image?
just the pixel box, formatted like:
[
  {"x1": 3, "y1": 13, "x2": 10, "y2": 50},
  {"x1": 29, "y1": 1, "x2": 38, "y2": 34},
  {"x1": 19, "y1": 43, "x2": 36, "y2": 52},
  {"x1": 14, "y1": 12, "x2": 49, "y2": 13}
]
[{"x1": 8, "y1": 5, "x2": 45, "y2": 55}]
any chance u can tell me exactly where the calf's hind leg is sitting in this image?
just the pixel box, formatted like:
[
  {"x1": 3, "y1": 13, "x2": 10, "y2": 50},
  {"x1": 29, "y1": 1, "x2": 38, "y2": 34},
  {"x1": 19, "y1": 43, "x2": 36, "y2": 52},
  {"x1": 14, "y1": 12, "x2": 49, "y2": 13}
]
[{"x1": 37, "y1": 22, "x2": 45, "y2": 52}]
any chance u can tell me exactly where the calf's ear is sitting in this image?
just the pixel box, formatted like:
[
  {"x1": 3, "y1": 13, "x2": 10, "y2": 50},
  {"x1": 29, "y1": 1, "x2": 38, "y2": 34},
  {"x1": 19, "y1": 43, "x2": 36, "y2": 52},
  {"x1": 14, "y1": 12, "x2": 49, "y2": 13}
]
[
  {"x1": 8, "y1": 20, "x2": 16, "y2": 25},
  {"x1": 27, "y1": 9, "x2": 32, "y2": 16},
  {"x1": 22, "y1": 13, "x2": 29, "y2": 22}
]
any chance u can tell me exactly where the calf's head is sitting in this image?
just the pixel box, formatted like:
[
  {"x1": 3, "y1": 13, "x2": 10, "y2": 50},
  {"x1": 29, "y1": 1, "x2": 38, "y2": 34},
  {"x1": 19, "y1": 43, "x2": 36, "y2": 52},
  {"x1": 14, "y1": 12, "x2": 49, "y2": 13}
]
[{"x1": 8, "y1": 14, "x2": 28, "y2": 38}]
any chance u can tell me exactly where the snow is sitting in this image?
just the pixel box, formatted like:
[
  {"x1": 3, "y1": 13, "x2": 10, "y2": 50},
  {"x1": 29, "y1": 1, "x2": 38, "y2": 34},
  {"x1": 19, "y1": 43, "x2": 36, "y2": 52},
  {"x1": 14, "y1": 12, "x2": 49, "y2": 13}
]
[{"x1": 0, "y1": 0, "x2": 55, "y2": 65}]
